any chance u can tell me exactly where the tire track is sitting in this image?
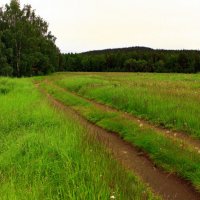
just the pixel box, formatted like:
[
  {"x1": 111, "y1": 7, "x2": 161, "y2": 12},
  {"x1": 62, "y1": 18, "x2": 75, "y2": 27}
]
[
  {"x1": 51, "y1": 80, "x2": 200, "y2": 153},
  {"x1": 37, "y1": 82, "x2": 200, "y2": 200}
]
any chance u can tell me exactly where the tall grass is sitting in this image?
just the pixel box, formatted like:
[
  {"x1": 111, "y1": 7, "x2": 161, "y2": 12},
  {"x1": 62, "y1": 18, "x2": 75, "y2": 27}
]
[
  {"x1": 41, "y1": 80, "x2": 200, "y2": 191},
  {"x1": 54, "y1": 73, "x2": 200, "y2": 138},
  {"x1": 0, "y1": 78, "x2": 155, "y2": 199}
]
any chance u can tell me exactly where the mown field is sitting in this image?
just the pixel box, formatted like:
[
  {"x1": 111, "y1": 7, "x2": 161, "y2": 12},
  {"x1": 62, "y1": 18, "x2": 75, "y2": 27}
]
[{"x1": 1, "y1": 72, "x2": 200, "y2": 199}]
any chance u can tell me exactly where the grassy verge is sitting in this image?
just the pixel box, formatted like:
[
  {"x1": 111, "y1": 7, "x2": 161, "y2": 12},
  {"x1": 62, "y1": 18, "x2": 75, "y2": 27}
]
[
  {"x1": 41, "y1": 81, "x2": 200, "y2": 191},
  {"x1": 53, "y1": 73, "x2": 200, "y2": 138},
  {"x1": 0, "y1": 78, "x2": 156, "y2": 200}
]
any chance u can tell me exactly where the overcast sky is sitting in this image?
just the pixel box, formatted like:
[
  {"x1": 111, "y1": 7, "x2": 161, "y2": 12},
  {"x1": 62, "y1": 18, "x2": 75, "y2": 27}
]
[{"x1": 1, "y1": 0, "x2": 200, "y2": 53}]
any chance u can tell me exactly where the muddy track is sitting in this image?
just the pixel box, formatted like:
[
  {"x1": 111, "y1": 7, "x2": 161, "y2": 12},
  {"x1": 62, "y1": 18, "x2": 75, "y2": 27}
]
[
  {"x1": 38, "y1": 83, "x2": 200, "y2": 200},
  {"x1": 49, "y1": 81, "x2": 200, "y2": 153}
]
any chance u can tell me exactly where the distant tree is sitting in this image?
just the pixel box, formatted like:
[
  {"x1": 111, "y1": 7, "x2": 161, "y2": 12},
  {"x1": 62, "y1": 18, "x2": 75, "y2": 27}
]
[
  {"x1": 81, "y1": 56, "x2": 92, "y2": 71},
  {"x1": 194, "y1": 54, "x2": 200, "y2": 72},
  {"x1": 177, "y1": 53, "x2": 188, "y2": 72},
  {"x1": 105, "y1": 54, "x2": 118, "y2": 70},
  {"x1": 164, "y1": 55, "x2": 178, "y2": 72},
  {"x1": 154, "y1": 60, "x2": 165, "y2": 72},
  {"x1": 124, "y1": 59, "x2": 148, "y2": 72},
  {"x1": 90, "y1": 55, "x2": 106, "y2": 71}
]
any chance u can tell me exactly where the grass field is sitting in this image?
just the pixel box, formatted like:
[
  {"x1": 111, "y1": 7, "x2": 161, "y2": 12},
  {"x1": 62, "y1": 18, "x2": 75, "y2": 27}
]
[
  {"x1": 1, "y1": 72, "x2": 200, "y2": 199},
  {"x1": 39, "y1": 74, "x2": 200, "y2": 191},
  {"x1": 0, "y1": 78, "x2": 156, "y2": 199},
  {"x1": 54, "y1": 72, "x2": 200, "y2": 138}
]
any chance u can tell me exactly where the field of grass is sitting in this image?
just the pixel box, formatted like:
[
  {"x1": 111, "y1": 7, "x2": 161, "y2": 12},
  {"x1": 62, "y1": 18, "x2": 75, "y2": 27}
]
[
  {"x1": 40, "y1": 78, "x2": 200, "y2": 191},
  {"x1": 2, "y1": 72, "x2": 200, "y2": 199},
  {"x1": 0, "y1": 78, "x2": 156, "y2": 199},
  {"x1": 53, "y1": 72, "x2": 200, "y2": 138}
]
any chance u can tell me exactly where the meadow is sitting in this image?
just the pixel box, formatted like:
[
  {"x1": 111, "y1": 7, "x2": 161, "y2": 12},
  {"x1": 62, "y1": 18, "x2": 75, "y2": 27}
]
[
  {"x1": 1, "y1": 72, "x2": 200, "y2": 199},
  {"x1": 55, "y1": 72, "x2": 200, "y2": 138},
  {"x1": 39, "y1": 73, "x2": 200, "y2": 192},
  {"x1": 0, "y1": 78, "x2": 156, "y2": 199}
]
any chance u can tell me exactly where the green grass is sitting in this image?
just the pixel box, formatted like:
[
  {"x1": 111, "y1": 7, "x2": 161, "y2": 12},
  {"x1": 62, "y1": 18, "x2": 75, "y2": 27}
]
[
  {"x1": 0, "y1": 78, "x2": 156, "y2": 199},
  {"x1": 41, "y1": 80, "x2": 200, "y2": 191},
  {"x1": 53, "y1": 72, "x2": 200, "y2": 138},
  {"x1": 0, "y1": 78, "x2": 14, "y2": 95}
]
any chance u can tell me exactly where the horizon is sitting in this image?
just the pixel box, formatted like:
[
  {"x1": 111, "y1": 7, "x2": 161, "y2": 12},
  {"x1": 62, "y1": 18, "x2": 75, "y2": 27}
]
[
  {"x1": 1, "y1": 0, "x2": 200, "y2": 53},
  {"x1": 76, "y1": 46, "x2": 200, "y2": 54}
]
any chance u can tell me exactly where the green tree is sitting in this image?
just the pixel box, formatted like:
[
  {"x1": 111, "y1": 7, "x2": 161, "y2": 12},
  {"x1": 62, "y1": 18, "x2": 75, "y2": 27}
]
[
  {"x1": 124, "y1": 59, "x2": 148, "y2": 72},
  {"x1": 0, "y1": 0, "x2": 60, "y2": 77}
]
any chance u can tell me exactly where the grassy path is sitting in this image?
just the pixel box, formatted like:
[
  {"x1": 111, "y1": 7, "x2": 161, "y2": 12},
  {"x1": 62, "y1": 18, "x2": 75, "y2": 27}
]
[
  {"x1": 0, "y1": 78, "x2": 157, "y2": 200},
  {"x1": 53, "y1": 80, "x2": 200, "y2": 153},
  {"x1": 42, "y1": 86, "x2": 200, "y2": 200},
  {"x1": 53, "y1": 72, "x2": 200, "y2": 139},
  {"x1": 38, "y1": 79, "x2": 200, "y2": 199}
]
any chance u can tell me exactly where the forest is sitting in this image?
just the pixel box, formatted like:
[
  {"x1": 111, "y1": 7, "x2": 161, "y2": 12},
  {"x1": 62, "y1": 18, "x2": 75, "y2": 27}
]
[{"x1": 60, "y1": 47, "x2": 200, "y2": 73}]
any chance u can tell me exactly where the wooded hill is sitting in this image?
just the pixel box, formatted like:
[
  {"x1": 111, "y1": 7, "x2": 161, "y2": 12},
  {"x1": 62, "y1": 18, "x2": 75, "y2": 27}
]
[{"x1": 60, "y1": 47, "x2": 200, "y2": 73}]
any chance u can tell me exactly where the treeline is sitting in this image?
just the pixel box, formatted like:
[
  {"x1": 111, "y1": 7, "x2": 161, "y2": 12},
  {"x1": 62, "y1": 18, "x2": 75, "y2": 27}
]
[
  {"x1": 60, "y1": 47, "x2": 200, "y2": 73},
  {"x1": 0, "y1": 0, "x2": 60, "y2": 77}
]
